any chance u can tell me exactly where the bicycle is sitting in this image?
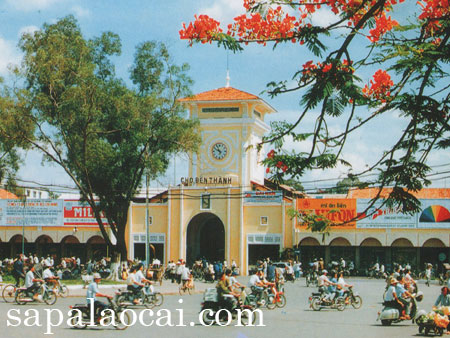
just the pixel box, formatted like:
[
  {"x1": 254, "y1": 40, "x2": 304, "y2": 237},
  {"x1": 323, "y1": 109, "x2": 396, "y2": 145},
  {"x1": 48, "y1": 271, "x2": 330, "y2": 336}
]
[{"x1": 179, "y1": 276, "x2": 195, "y2": 295}]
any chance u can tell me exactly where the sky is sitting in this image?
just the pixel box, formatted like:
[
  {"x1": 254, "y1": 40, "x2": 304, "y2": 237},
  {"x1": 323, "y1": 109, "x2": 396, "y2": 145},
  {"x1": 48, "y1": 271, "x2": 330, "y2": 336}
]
[{"x1": 0, "y1": 0, "x2": 449, "y2": 194}]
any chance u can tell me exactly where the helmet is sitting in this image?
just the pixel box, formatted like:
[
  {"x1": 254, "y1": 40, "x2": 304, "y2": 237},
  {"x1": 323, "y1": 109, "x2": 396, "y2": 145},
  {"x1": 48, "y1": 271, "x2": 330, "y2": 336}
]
[
  {"x1": 93, "y1": 273, "x2": 102, "y2": 280},
  {"x1": 415, "y1": 291, "x2": 424, "y2": 302},
  {"x1": 322, "y1": 269, "x2": 328, "y2": 274}
]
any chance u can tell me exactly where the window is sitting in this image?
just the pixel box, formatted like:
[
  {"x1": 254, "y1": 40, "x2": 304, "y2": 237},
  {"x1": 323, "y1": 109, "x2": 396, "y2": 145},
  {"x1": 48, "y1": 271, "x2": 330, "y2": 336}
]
[
  {"x1": 260, "y1": 216, "x2": 268, "y2": 226},
  {"x1": 202, "y1": 107, "x2": 239, "y2": 113},
  {"x1": 201, "y1": 194, "x2": 211, "y2": 210},
  {"x1": 254, "y1": 110, "x2": 261, "y2": 118}
]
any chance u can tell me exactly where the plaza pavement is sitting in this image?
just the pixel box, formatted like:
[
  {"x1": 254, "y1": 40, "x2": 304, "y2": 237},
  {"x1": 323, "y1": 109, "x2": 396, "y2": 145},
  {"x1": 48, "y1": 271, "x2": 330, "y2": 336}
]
[{"x1": 1, "y1": 277, "x2": 445, "y2": 338}]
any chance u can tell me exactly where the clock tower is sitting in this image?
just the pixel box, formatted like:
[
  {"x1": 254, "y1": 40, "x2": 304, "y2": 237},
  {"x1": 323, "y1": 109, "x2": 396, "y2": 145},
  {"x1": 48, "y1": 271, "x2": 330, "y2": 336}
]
[{"x1": 180, "y1": 86, "x2": 276, "y2": 187}]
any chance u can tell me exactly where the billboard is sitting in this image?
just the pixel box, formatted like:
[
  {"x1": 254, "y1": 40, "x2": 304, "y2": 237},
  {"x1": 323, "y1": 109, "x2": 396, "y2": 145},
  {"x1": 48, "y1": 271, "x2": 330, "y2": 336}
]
[
  {"x1": 0, "y1": 199, "x2": 63, "y2": 227},
  {"x1": 0, "y1": 199, "x2": 108, "y2": 227},
  {"x1": 356, "y1": 199, "x2": 416, "y2": 228},
  {"x1": 417, "y1": 199, "x2": 450, "y2": 229},
  {"x1": 296, "y1": 198, "x2": 357, "y2": 228},
  {"x1": 63, "y1": 200, "x2": 108, "y2": 227},
  {"x1": 244, "y1": 191, "x2": 283, "y2": 203},
  {"x1": 356, "y1": 198, "x2": 450, "y2": 229}
]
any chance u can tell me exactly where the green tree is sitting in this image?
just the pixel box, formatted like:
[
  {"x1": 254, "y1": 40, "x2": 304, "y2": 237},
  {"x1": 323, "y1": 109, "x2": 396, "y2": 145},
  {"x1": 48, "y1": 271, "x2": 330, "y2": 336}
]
[
  {"x1": 1, "y1": 16, "x2": 201, "y2": 260},
  {"x1": 330, "y1": 175, "x2": 366, "y2": 194},
  {"x1": 0, "y1": 81, "x2": 34, "y2": 189},
  {"x1": 180, "y1": 1, "x2": 450, "y2": 231}
]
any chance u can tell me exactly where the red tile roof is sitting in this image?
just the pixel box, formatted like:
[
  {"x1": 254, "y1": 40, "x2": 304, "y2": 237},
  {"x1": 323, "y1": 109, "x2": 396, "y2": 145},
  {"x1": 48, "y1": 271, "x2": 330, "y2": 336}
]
[
  {"x1": 179, "y1": 87, "x2": 260, "y2": 102},
  {"x1": 347, "y1": 187, "x2": 450, "y2": 199},
  {"x1": 0, "y1": 189, "x2": 18, "y2": 199}
]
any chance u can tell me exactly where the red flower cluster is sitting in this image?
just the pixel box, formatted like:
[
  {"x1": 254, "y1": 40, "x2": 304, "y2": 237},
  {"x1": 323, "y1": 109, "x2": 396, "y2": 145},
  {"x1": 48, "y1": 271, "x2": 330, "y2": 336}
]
[
  {"x1": 362, "y1": 70, "x2": 394, "y2": 103},
  {"x1": 418, "y1": 0, "x2": 450, "y2": 35},
  {"x1": 227, "y1": 7, "x2": 299, "y2": 45},
  {"x1": 276, "y1": 161, "x2": 288, "y2": 172},
  {"x1": 301, "y1": 59, "x2": 354, "y2": 83},
  {"x1": 180, "y1": 0, "x2": 407, "y2": 47},
  {"x1": 267, "y1": 149, "x2": 276, "y2": 158},
  {"x1": 179, "y1": 15, "x2": 222, "y2": 45},
  {"x1": 368, "y1": 14, "x2": 399, "y2": 42}
]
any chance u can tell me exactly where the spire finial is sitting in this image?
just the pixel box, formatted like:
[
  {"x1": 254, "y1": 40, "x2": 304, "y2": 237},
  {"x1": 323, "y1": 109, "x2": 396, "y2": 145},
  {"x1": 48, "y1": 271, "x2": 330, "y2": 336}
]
[{"x1": 226, "y1": 52, "x2": 230, "y2": 87}]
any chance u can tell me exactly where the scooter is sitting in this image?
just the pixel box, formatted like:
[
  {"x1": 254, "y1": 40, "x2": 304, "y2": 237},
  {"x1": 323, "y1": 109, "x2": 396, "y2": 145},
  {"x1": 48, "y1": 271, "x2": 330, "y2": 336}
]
[
  {"x1": 69, "y1": 297, "x2": 130, "y2": 330},
  {"x1": 114, "y1": 283, "x2": 162, "y2": 308},
  {"x1": 377, "y1": 291, "x2": 423, "y2": 326},
  {"x1": 15, "y1": 283, "x2": 57, "y2": 305},
  {"x1": 309, "y1": 290, "x2": 345, "y2": 311},
  {"x1": 200, "y1": 288, "x2": 257, "y2": 326}
]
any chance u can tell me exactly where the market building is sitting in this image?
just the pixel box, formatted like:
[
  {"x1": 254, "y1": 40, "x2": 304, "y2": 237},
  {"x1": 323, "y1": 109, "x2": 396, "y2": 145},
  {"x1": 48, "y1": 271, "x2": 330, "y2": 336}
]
[{"x1": 0, "y1": 85, "x2": 449, "y2": 275}]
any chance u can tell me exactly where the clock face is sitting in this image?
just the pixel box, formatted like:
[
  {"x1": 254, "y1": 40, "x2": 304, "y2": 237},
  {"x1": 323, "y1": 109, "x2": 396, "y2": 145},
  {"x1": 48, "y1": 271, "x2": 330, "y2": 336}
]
[{"x1": 211, "y1": 142, "x2": 228, "y2": 160}]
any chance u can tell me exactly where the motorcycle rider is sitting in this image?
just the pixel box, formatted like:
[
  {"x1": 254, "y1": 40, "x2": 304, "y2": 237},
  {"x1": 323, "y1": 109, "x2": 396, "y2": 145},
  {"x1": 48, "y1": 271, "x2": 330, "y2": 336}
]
[
  {"x1": 337, "y1": 271, "x2": 353, "y2": 297},
  {"x1": 216, "y1": 269, "x2": 240, "y2": 310},
  {"x1": 43, "y1": 263, "x2": 60, "y2": 291},
  {"x1": 248, "y1": 270, "x2": 266, "y2": 305},
  {"x1": 395, "y1": 276, "x2": 412, "y2": 320},
  {"x1": 24, "y1": 264, "x2": 45, "y2": 300},
  {"x1": 327, "y1": 271, "x2": 339, "y2": 302},
  {"x1": 87, "y1": 272, "x2": 112, "y2": 319},
  {"x1": 384, "y1": 277, "x2": 406, "y2": 319},
  {"x1": 317, "y1": 270, "x2": 336, "y2": 302},
  {"x1": 434, "y1": 286, "x2": 450, "y2": 307}
]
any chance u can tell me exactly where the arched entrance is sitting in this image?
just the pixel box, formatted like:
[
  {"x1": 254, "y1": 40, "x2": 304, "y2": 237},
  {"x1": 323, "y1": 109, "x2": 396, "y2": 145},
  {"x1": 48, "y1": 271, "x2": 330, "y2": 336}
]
[
  {"x1": 9, "y1": 235, "x2": 28, "y2": 257},
  {"x1": 186, "y1": 213, "x2": 225, "y2": 266},
  {"x1": 391, "y1": 238, "x2": 416, "y2": 269},
  {"x1": 36, "y1": 235, "x2": 57, "y2": 258},
  {"x1": 87, "y1": 235, "x2": 107, "y2": 261},
  {"x1": 61, "y1": 235, "x2": 83, "y2": 260},
  {"x1": 421, "y1": 238, "x2": 447, "y2": 271},
  {"x1": 329, "y1": 237, "x2": 354, "y2": 265},
  {"x1": 360, "y1": 238, "x2": 385, "y2": 270},
  {"x1": 298, "y1": 237, "x2": 324, "y2": 266}
]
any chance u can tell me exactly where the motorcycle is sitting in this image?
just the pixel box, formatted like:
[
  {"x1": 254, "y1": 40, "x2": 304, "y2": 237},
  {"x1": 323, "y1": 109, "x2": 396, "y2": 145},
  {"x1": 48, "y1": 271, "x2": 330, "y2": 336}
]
[
  {"x1": 309, "y1": 290, "x2": 345, "y2": 311},
  {"x1": 306, "y1": 271, "x2": 318, "y2": 287},
  {"x1": 15, "y1": 283, "x2": 57, "y2": 305},
  {"x1": 266, "y1": 283, "x2": 286, "y2": 310},
  {"x1": 200, "y1": 288, "x2": 257, "y2": 326},
  {"x1": 114, "y1": 283, "x2": 163, "y2": 308},
  {"x1": 377, "y1": 291, "x2": 423, "y2": 326},
  {"x1": 340, "y1": 286, "x2": 362, "y2": 309},
  {"x1": 69, "y1": 297, "x2": 130, "y2": 330}
]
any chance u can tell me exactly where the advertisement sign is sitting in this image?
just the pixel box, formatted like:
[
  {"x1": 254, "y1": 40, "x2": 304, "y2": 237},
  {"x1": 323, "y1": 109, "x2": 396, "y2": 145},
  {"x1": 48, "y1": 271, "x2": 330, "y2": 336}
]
[
  {"x1": 356, "y1": 199, "x2": 416, "y2": 228},
  {"x1": 0, "y1": 199, "x2": 108, "y2": 227},
  {"x1": 63, "y1": 200, "x2": 108, "y2": 227},
  {"x1": 244, "y1": 191, "x2": 283, "y2": 204},
  {"x1": 417, "y1": 199, "x2": 450, "y2": 229},
  {"x1": 0, "y1": 199, "x2": 63, "y2": 226},
  {"x1": 296, "y1": 198, "x2": 356, "y2": 228}
]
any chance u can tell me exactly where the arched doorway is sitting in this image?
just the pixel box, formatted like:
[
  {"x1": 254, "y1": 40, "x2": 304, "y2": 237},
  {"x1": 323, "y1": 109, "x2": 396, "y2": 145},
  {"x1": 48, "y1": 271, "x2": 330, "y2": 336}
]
[
  {"x1": 391, "y1": 238, "x2": 416, "y2": 269},
  {"x1": 9, "y1": 235, "x2": 29, "y2": 257},
  {"x1": 61, "y1": 235, "x2": 83, "y2": 260},
  {"x1": 329, "y1": 237, "x2": 354, "y2": 265},
  {"x1": 87, "y1": 235, "x2": 107, "y2": 261},
  {"x1": 421, "y1": 238, "x2": 447, "y2": 271},
  {"x1": 36, "y1": 235, "x2": 57, "y2": 258},
  {"x1": 186, "y1": 213, "x2": 225, "y2": 266},
  {"x1": 298, "y1": 237, "x2": 324, "y2": 266},
  {"x1": 360, "y1": 238, "x2": 385, "y2": 271}
]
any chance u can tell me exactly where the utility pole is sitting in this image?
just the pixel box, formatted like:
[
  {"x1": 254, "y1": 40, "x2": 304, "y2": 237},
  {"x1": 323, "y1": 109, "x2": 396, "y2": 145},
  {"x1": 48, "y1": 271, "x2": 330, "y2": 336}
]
[{"x1": 145, "y1": 170, "x2": 150, "y2": 267}]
